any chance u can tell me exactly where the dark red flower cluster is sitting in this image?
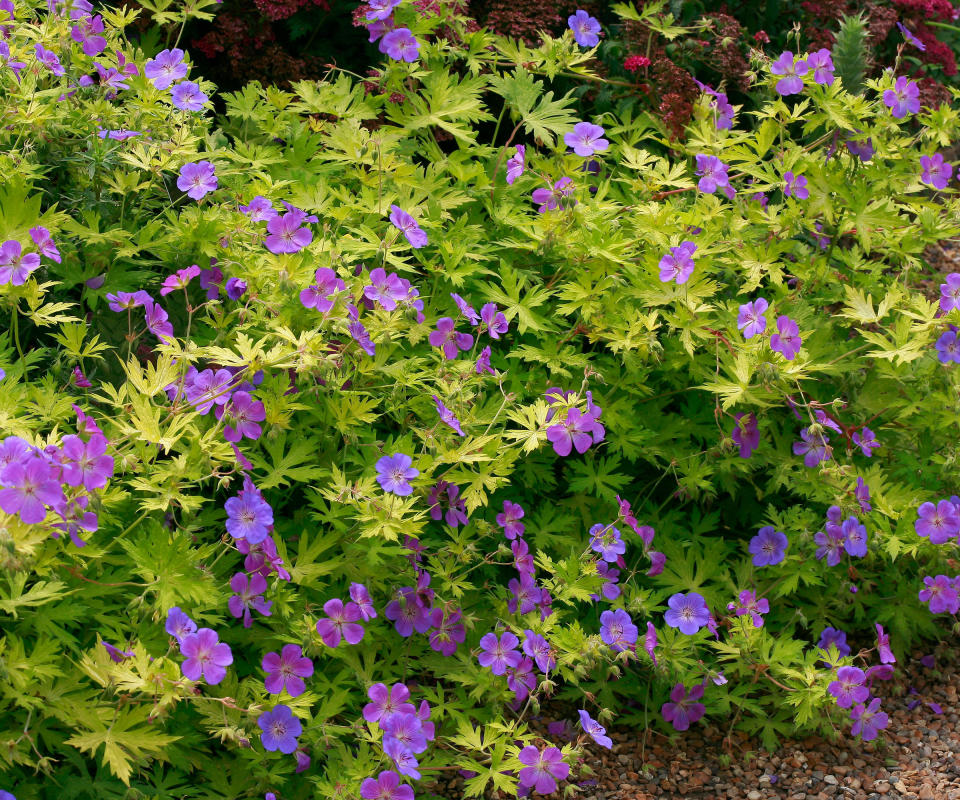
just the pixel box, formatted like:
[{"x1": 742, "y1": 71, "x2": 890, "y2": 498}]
[
  {"x1": 254, "y1": 0, "x2": 329, "y2": 22},
  {"x1": 916, "y1": 25, "x2": 958, "y2": 76},
  {"x1": 623, "y1": 55, "x2": 651, "y2": 72},
  {"x1": 475, "y1": 0, "x2": 596, "y2": 44}
]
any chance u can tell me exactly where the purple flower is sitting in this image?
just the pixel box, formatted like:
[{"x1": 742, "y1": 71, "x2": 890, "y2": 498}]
[
  {"x1": 518, "y1": 746, "x2": 569, "y2": 795},
  {"x1": 749, "y1": 526, "x2": 788, "y2": 567},
  {"x1": 661, "y1": 683, "x2": 705, "y2": 731},
  {"x1": 258, "y1": 704, "x2": 302, "y2": 753},
  {"x1": 102, "y1": 640, "x2": 133, "y2": 662},
  {"x1": 883, "y1": 76, "x2": 921, "y2": 119},
  {"x1": 29, "y1": 227, "x2": 60, "y2": 263},
  {"x1": 160, "y1": 264, "x2": 201, "y2": 295},
  {"x1": 807, "y1": 48, "x2": 835, "y2": 85},
  {"x1": 546, "y1": 406, "x2": 603, "y2": 457},
  {"x1": 664, "y1": 592, "x2": 710, "y2": 635},
  {"x1": 217, "y1": 391, "x2": 266, "y2": 443},
  {"x1": 265, "y1": 210, "x2": 313, "y2": 254},
  {"x1": 849, "y1": 426, "x2": 878, "y2": 458},
  {"x1": 176, "y1": 161, "x2": 217, "y2": 201},
  {"x1": 506, "y1": 144, "x2": 526, "y2": 184},
  {"x1": 770, "y1": 315, "x2": 802, "y2": 360},
  {"x1": 144, "y1": 48, "x2": 187, "y2": 89},
  {"x1": 360, "y1": 771, "x2": 413, "y2": 800},
  {"x1": 738, "y1": 297, "x2": 769, "y2": 339},
  {"x1": 363, "y1": 682, "x2": 414, "y2": 727},
  {"x1": 845, "y1": 131, "x2": 874, "y2": 162},
  {"x1": 171, "y1": 81, "x2": 208, "y2": 112},
  {"x1": 366, "y1": 0, "x2": 401, "y2": 21},
  {"x1": 60, "y1": 433, "x2": 114, "y2": 490},
  {"x1": 364, "y1": 267, "x2": 406, "y2": 310},
  {"x1": 475, "y1": 345, "x2": 494, "y2": 375},
  {"x1": 224, "y1": 481, "x2": 273, "y2": 544},
  {"x1": 427, "y1": 481, "x2": 468, "y2": 527},
  {"x1": 143, "y1": 298, "x2": 174, "y2": 342},
  {"x1": 599, "y1": 608, "x2": 638, "y2": 651},
  {"x1": 915, "y1": 500, "x2": 960, "y2": 544},
  {"x1": 919, "y1": 575, "x2": 960, "y2": 614},
  {"x1": 531, "y1": 177, "x2": 575, "y2": 213},
  {"x1": 941, "y1": 273, "x2": 960, "y2": 312},
  {"x1": 428, "y1": 317, "x2": 473, "y2": 359},
  {"x1": 0, "y1": 457, "x2": 64, "y2": 524},
  {"x1": 165, "y1": 606, "x2": 196, "y2": 643},
  {"x1": 770, "y1": 51, "x2": 807, "y2": 95},
  {"x1": 897, "y1": 22, "x2": 926, "y2": 51},
  {"x1": 375, "y1": 452, "x2": 418, "y2": 496},
  {"x1": 936, "y1": 330, "x2": 960, "y2": 364},
  {"x1": 497, "y1": 500, "x2": 526, "y2": 540},
  {"x1": 920, "y1": 153, "x2": 953, "y2": 190},
  {"x1": 855, "y1": 477, "x2": 872, "y2": 513},
  {"x1": 432, "y1": 395, "x2": 465, "y2": 436},
  {"x1": 350, "y1": 582, "x2": 377, "y2": 620},
  {"x1": 875, "y1": 623, "x2": 896, "y2": 664},
  {"x1": 578, "y1": 709, "x2": 612, "y2": 749},
  {"x1": 180, "y1": 628, "x2": 233, "y2": 684},
  {"x1": 389, "y1": 205, "x2": 428, "y2": 248},
  {"x1": 478, "y1": 631, "x2": 521, "y2": 674},
  {"x1": 385, "y1": 587, "x2": 431, "y2": 636},
  {"x1": 565, "y1": 122, "x2": 608, "y2": 157},
  {"x1": 262, "y1": 644, "x2": 313, "y2": 697},
  {"x1": 793, "y1": 426, "x2": 832, "y2": 467},
  {"x1": 35, "y1": 43, "x2": 65, "y2": 76},
  {"x1": 783, "y1": 171, "x2": 809, "y2": 200},
  {"x1": 568, "y1": 9, "x2": 601, "y2": 47},
  {"x1": 380, "y1": 28, "x2": 419, "y2": 62},
  {"x1": 227, "y1": 571, "x2": 272, "y2": 628},
  {"x1": 481, "y1": 302, "x2": 509, "y2": 339},
  {"x1": 384, "y1": 735, "x2": 421, "y2": 779},
  {"x1": 589, "y1": 523, "x2": 625, "y2": 563},
  {"x1": 0, "y1": 241, "x2": 41, "y2": 286},
  {"x1": 316, "y1": 598, "x2": 364, "y2": 647},
  {"x1": 240, "y1": 195, "x2": 277, "y2": 222},
  {"x1": 659, "y1": 241, "x2": 697, "y2": 284},
  {"x1": 225, "y1": 277, "x2": 246, "y2": 300},
  {"x1": 850, "y1": 697, "x2": 889, "y2": 741},
  {"x1": 70, "y1": 14, "x2": 106, "y2": 57},
  {"x1": 818, "y1": 626, "x2": 851, "y2": 660},
  {"x1": 300, "y1": 267, "x2": 345, "y2": 312},
  {"x1": 428, "y1": 608, "x2": 466, "y2": 656},
  {"x1": 508, "y1": 573, "x2": 542, "y2": 614},
  {"x1": 522, "y1": 629, "x2": 555, "y2": 673},
  {"x1": 106, "y1": 290, "x2": 151, "y2": 312},
  {"x1": 450, "y1": 293, "x2": 479, "y2": 324},
  {"x1": 731, "y1": 412, "x2": 759, "y2": 458},
  {"x1": 842, "y1": 517, "x2": 868, "y2": 557},
  {"x1": 695, "y1": 154, "x2": 730, "y2": 194},
  {"x1": 829, "y1": 666, "x2": 869, "y2": 708},
  {"x1": 0, "y1": 40, "x2": 26, "y2": 77},
  {"x1": 730, "y1": 589, "x2": 770, "y2": 628}
]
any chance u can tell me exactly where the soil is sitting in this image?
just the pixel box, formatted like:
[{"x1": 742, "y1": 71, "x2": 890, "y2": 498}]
[{"x1": 427, "y1": 639, "x2": 960, "y2": 800}]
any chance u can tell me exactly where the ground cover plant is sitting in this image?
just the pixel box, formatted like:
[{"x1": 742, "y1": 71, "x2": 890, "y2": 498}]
[{"x1": 1, "y1": 1, "x2": 960, "y2": 798}]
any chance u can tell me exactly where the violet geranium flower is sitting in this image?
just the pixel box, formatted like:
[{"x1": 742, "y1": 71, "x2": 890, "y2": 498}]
[
  {"x1": 316, "y1": 598, "x2": 365, "y2": 647},
  {"x1": 915, "y1": 500, "x2": 960, "y2": 544},
  {"x1": 738, "y1": 297, "x2": 769, "y2": 339},
  {"x1": 258, "y1": 704, "x2": 302, "y2": 753},
  {"x1": 769, "y1": 313, "x2": 802, "y2": 356},
  {"x1": 428, "y1": 317, "x2": 473, "y2": 359},
  {"x1": 224, "y1": 480, "x2": 274, "y2": 544},
  {"x1": 389, "y1": 205, "x2": 428, "y2": 248},
  {"x1": 828, "y1": 666, "x2": 869, "y2": 708},
  {"x1": 770, "y1": 51, "x2": 807, "y2": 95},
  {"x1": 883, "y1": 76, "x2": 921, "y2": 119},
  {"x1": 694, "y1": 154, "x2": 730, "y2": 194},
  {"x1": 180, "y1": 627, "x2": 233, "y2": 684},
  {"x1": 749, "y1": 526, "x2": 788, "y2": 567},
  {"x1": 568, "y1": 9, "x2": 601, "y2": 47},
  {"x1": 731, "y1": 412, "x2": 759, "y2": 458},
  {"x1": 144, "y1": 48, "x2": 188, "y2": 89},
  {"x1": 506, "y1": 144, "x2": 525, "y2": 184},
  {"x1": 360, "y1": 771, "x2": 413, "y2": 800},
  {"x1": 578, "y1": 709, "x2": 613, "y2": 748},
  {"x1": 920, "y1": 153, "x2": 953, "y2": 190},
  {"x1": 171, "y1": 81, "x2": 208, "y2": 112},
  {"x1": 850, "y1": 697, "x2": 889, "y2": 741},
  {"x1": 496, "y1": 500, "x2": 525, "y2": 539},
  {"x1": 599, "y1": 608, "x2": 637, "y2": 651},
  {"x1": 564, "y1": 122, "x2": 608, "y2": 157},
  {"x1": 375, "y1": 452, "x2": 419, "y2": 496},
  {"x1": 379, "y1": 28, "x2": 419, "y2": 62},
  {"x1": 176, "y1": 161, "x2": 217, "y2": 201},
  {"x1": 264, "y1": 210, "x2": 313, "y2": 254},
  {"x1": 664, "y1": 592, "x2": 711, "y2": 635},
  {"x1": 518, "y1": 746, "x2": 569, "y2": 795},
  {"x1": 531, "y1": 177, "x2": 575, "y2": 213},
  {"x1": 227, "y1": 571, "x2": 272, "y2": 628},
  {"x1": 661, "y1": 683, "x2": 705, "y2": 731},
  {"x1": 0, "y1": 240, "x2": 41, "y2": 286},
  {"x1": 262, "y1": 644, "x2": 314, "y2": 697},
  {"x1": 658, "y1": 241, "x2": 697, "y2": 284},
  {"x1": 477, "y1": 631, "x2": 522, "y2": 675}
]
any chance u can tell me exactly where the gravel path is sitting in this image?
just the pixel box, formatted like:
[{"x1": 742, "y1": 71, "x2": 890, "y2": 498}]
[{"x1": 428, "y1": 641, "x2": 960, "y2": 800}]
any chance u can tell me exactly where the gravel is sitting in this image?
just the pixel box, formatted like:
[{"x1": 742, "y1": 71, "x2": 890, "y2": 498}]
[{"x1": 426, "y1": 639, "x2": 960, "y2": 800}]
